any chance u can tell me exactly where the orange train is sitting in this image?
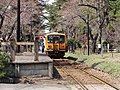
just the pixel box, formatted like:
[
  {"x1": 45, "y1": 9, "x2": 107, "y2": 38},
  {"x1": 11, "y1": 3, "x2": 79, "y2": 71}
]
[{"x1": 45, "y1": 32, "x2": 67, "y2": 58}]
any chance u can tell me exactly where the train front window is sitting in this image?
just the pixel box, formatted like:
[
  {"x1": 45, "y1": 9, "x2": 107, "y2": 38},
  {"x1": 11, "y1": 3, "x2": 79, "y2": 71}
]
[
  {"x1": 48, "y1": 35, "x2": 65, "y2": 43},
  {"x1": 59, "y1": 35, "x2": 64, "y2": 43}
]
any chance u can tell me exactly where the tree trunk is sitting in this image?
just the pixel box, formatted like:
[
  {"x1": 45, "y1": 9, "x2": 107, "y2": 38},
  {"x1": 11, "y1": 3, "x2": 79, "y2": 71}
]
[
  {"x1": 92, "y1": 41, "x2": 97, "y2": 53},
  {"x1": 89, "y1": 27, "x2": 98, "y2": 53}
]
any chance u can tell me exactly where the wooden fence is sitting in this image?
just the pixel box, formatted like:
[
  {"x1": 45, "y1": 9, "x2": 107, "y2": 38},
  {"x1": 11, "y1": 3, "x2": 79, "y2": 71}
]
[{"x1": 1, "y1": 40, "x2": 39, "y2": 62}]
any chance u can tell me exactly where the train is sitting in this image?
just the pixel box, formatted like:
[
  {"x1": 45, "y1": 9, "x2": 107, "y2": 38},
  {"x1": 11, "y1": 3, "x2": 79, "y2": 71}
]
[{"x1": 45, "y1": 32, "x2": 67, "y2": 58}]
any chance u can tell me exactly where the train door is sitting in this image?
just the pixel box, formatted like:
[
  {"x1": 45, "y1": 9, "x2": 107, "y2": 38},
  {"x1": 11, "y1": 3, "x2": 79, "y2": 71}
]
[{"x1": 53, "y1": 36, "x2": 60, "y2": 50}]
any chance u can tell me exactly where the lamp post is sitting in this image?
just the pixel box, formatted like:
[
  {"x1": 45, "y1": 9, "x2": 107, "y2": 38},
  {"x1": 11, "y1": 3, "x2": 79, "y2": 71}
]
[{"x1": 17, "y1": 0, "x2": 20, "y2": 52}]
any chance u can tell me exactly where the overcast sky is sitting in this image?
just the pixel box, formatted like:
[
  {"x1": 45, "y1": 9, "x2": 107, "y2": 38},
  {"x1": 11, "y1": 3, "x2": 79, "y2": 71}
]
[{"x1": 47, "y1": 0, "x2": 55, "y2": 4}]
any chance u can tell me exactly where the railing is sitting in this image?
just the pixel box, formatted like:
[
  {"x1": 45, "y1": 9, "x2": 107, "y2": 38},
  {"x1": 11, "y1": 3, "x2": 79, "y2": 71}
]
[
  {"x1": 1, "y1": 40, "x2": 39, "y2": 62},
  {"x1": 109, "y1": 49, "x2": 117, "y2": 53}
]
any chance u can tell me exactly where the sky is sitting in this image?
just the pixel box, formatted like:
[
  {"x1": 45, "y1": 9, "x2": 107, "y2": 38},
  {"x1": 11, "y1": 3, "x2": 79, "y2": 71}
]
[
  {"x1": 38, "y1": 0, "x2": 55, "y2": 4},
  {"x1": 47, "y1": 0, "x2": 55, "y2": 4}
]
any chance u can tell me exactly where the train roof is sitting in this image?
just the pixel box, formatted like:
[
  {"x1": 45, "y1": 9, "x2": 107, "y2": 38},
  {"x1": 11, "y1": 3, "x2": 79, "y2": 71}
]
[{"x1": 45, "y1": 32, "x2": 65, "y2": 36}]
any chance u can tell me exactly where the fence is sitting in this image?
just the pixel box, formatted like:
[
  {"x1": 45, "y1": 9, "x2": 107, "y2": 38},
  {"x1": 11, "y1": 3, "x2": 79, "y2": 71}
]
[{"x1": 1, "y1": 40, "x2": 39, "y2": 62}]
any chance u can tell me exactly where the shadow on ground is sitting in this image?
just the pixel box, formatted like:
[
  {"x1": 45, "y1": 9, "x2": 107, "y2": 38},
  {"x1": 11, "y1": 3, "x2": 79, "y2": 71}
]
[
  {"x1": 65, "y1": 56, "x2": 78, "y2": 61},
  {"x1": 0, "y1": 77, "x2": 21, "y2": 84},
  {"x1": 77, "y1": 58, "x2": 87, "y2": 63},
  {"x1": 53, "y1": 67, "x2": 62, "y2": 79},
  {"x1": 91, "y1": 61, "x2": 105, "y2": 68}
]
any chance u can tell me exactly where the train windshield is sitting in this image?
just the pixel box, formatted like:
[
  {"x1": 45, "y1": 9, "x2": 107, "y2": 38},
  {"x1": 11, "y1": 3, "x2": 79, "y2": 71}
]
[{"x1": 48, "y1": 35, "x2": 65, "y2": 43}]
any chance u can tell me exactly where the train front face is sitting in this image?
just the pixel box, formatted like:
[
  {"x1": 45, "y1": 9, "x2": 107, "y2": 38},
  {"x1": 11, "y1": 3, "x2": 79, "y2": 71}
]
[{"x1": 45, "y1": 33, "x2": 66, "y2": 58}]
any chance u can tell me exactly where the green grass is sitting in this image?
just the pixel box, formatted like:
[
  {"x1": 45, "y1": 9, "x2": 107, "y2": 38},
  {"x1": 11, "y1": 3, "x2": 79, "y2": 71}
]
[{"x1": 65, "y1": 49, "x2": 120, "y2": 77}]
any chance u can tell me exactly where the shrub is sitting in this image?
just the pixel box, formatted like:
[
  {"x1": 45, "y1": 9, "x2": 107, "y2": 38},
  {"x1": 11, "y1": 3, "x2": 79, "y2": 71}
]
[
  {"x1": 0, "y1": 50, "x2": 10, "y2": 78},
  {"x1": 67, "y1": 38, "x2": 77, "y2": 52}
]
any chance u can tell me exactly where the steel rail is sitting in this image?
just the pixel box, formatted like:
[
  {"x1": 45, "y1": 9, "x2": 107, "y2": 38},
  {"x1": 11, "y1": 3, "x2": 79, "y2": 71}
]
[
  {"x1": 54, "y1": 61, "x2": 88, "y2": 90},
  {"x1": 80, "y1": 69, "x2": 120, "y2": 90},
  {"x1": 61, "y1": 67, "x2": 88, "y2": 90},
  {"x1": 54, "y1": 59, "x2": 120, "y2": 90}
]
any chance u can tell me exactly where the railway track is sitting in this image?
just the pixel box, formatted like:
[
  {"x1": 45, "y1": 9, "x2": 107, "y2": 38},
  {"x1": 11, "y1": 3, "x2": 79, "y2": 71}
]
[
  {"x1": 60, "y1": 66, "x2": 88, "y2": 90},
  {"x1": 53, "y1": 59, "x2": 120, "y2": 90},
  {"x1": 79, "y1": 68, "x2": 119, "y2": 90}
]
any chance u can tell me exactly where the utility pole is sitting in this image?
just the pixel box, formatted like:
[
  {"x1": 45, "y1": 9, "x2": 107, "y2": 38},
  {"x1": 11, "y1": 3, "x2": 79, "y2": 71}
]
[
  {"x1": 87, "y1": 14, "x2": 90, "y2": 55},
  {"x1": 17, "y1": 0, "x2": 20, "y2": 52}
]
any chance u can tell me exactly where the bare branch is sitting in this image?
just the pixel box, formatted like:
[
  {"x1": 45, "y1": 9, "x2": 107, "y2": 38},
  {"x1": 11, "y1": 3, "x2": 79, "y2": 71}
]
[
  {"x1": 0, "y1": 14, "x2": 5, "y2": 29},
  {"x1": 77, "y1": 14, "x2": 87, "y2": 23},
  {"x1": 0, "y1": 0, "x2": 13, "y2": 29},
  {"x1": 7, "y1": 20, "x2": 17, "y2": 40},
  {"x1": 2, "y1": 0, "x2": 13, "y2": 15},
  {"x1": 78, "y1": 4, "x2": 98, "y2": 10}
]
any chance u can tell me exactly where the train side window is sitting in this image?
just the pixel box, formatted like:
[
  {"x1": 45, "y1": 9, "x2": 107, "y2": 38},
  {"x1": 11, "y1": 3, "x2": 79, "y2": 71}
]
[
  {"x1": 48, "y1": 35, "x2": 53, "y2": 43},
  {"x1": 60, "y1": 35, "x2": 64, "y2": 43}
]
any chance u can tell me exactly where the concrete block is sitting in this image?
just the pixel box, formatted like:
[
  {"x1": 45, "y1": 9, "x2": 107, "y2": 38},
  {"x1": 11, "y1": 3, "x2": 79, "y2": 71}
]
[
  {"x1": 19, "y1": 64, "x2": 48, "y2": 70},
  {"x1": 19, "y1": 70, "x2": 48, "y2": 76},
  {"x1": 14, "y1": 62, "x2": 53, "y2": 78},
  {"x1": 49, "y1": 63, "x2": 53, "y2": 78}
]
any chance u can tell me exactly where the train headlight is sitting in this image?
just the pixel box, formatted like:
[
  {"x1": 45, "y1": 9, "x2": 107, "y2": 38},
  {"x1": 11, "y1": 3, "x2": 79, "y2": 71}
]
[
  {"x1": 47, "y1": 46, "x2": 52, "y2": 50},
  {"x1": 60, "y1": 46, "x2": 65, "y2": 50},
  {"x1": 48, "y1": 46, "x2": 51, "y2": 48}
]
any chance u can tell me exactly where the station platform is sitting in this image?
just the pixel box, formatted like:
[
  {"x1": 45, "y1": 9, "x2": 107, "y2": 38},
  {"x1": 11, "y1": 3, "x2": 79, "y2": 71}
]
[{"x1": 12, "y1": 52, "x2": 53, "y2": 78}]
